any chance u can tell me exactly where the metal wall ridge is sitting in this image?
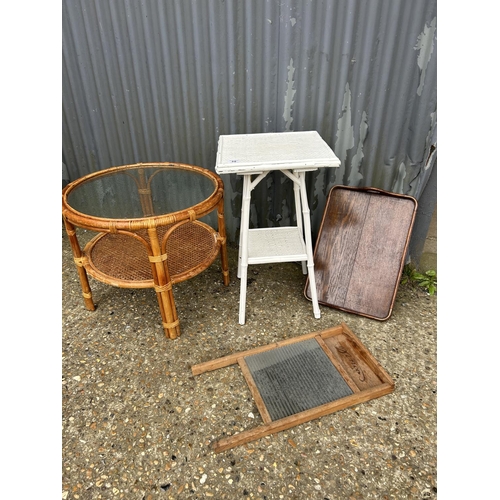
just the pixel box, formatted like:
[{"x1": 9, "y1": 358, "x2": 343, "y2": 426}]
[{"x1": 63, "y1": 0, "x2": 437, "y2": 255}]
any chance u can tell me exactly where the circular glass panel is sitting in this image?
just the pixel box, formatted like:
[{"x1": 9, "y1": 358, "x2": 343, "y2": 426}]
[{"x1": 66, "y1": 166, "x2": 216, "y2": 220}]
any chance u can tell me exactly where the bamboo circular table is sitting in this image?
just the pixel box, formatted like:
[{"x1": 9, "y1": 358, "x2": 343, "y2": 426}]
[{"x1": 62, "y1": 162, "x2": 230, "y2": 339}]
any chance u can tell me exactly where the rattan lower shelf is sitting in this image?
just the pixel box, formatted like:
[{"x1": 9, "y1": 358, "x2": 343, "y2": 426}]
[{"x1": 85, "y1": 221, "x2": 221, "y2": 288}]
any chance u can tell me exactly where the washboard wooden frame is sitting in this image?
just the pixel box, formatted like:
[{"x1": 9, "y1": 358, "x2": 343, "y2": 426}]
[{"x1": 192, "y1": 323, "x2": 394, "y2": 453}]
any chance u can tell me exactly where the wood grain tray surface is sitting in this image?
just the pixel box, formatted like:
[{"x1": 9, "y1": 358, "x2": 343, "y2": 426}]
[
  {"x1": 191, "y1": 323, "x2": 394, "y2": 452},
  {"x1": 305, "y1": 186, "x2": 417, "y2": 320}
]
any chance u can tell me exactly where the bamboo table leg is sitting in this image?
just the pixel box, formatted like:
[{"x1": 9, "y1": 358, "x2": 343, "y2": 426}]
[
  {"x1": 63, "y1": 218, "x2": 95, "y2": 311},
  {"x1": 217, "y1": 197, "x2": 230, "y2": 286},
  {"x1": 136, "y1": 168, "x2": 155, "y2": 217},
  {"x1": 147, "y1": 225, "x2": 180, "y2": 339}
]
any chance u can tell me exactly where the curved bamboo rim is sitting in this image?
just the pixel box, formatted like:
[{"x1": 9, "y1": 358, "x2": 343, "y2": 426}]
[{"x1": 62, "y1": 162, "x2": 224, "y2": 232}]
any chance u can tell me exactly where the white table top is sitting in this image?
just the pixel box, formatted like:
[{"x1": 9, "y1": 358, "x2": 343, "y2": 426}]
[{"x1": 215, "y1": 131, "x2": 340, "y2": 174}]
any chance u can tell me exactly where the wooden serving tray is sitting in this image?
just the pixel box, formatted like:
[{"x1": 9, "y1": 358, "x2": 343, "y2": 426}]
[
  {"x1": 192, "y1": 323, "x2": 394, "y2": 452},
  {"x1": 305, "y1": 186, "x2": 417, "y2": 320}
]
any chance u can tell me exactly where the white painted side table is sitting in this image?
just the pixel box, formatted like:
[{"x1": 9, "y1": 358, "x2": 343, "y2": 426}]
[{"x1": 215, "y1": 131, "x2": 341, "y2": 325}]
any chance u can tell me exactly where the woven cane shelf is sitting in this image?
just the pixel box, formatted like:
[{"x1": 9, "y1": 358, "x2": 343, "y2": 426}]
[
  {"x1": 85, "y1": 221, "x2": 221, "y2": 288},
  {"x1": 62, "y1": 162, "x2": 230, "y2": 339},
  {"x1": 247, "y1": 227, "x2": 307, "y2": 264}
]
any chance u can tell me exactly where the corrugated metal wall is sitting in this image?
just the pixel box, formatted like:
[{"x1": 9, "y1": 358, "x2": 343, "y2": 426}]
[{"x1": 62, "y1": 0, "x2": 437, "y2": 247}]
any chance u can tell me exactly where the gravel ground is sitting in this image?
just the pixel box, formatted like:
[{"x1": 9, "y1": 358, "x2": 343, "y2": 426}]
[{"x1": 62, "y1": 226, "x2": 437, "y2": 500}]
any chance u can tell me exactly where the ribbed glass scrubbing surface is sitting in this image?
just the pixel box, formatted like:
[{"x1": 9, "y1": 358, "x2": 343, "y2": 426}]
[{"x1": 244, "y1": 339, "x2": 353, "y2": 421}]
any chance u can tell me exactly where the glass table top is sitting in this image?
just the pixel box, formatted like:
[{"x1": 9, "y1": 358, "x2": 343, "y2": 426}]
[{"x1": 65, "y1": 164, "x2": 218, "y2": 220}]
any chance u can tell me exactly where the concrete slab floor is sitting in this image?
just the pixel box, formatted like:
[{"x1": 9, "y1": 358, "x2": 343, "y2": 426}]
[{"x1": 62, "y1": 226, "x2": 437, "y2": 500}]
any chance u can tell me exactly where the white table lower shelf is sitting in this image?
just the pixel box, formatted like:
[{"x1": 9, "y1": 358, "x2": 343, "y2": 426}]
[{"x1": 245, "y1": 227, "x2": 307, "y2": 265}]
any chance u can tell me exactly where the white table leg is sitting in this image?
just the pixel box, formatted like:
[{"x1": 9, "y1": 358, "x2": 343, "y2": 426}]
[
  {"x1": 298, "y1": 171, "x2": 321, "y2": 319},
  {"x1": 237, "y1": 218, "x2": 243, "y2": 279},
  {"x1": 293, "y1": 178, "x2": 307, "y2": 274},
  {"x1": 238, "y1": 174, "x2": 252, "y2": 325}
]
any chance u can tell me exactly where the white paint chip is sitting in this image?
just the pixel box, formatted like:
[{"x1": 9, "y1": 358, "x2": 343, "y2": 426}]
[
  {"x1": 414, "y1": 17, "x2": 436, "y2": 96},
  {"x1": 282, "y1": 59, "x2": 296, "y2": 131}
]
